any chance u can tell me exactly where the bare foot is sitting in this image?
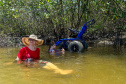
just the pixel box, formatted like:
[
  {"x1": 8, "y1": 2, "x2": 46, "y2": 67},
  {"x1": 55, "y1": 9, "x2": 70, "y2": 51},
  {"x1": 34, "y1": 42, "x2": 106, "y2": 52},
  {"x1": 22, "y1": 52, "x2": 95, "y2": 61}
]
[
  {"x1": 43, "y1": 62, "x2": 73, "y2": 75},
  {"x1": 54, "y1": 69, "x2": 73, "y2": 75}
]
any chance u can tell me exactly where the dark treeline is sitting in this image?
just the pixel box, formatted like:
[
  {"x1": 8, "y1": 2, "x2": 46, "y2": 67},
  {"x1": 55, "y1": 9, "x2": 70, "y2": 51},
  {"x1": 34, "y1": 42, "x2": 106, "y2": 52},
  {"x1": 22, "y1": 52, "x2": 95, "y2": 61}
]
[{"x1": 0, "y1": 0, "x2": 126, "y2": 45}]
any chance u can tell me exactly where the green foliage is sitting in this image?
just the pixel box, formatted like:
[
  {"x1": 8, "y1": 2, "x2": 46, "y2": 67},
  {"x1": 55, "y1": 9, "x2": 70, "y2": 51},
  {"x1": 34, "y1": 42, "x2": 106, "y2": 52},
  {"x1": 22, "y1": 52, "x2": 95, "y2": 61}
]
[{"x1": 0, "y1": 0, "x2": 125, "y2": 38}]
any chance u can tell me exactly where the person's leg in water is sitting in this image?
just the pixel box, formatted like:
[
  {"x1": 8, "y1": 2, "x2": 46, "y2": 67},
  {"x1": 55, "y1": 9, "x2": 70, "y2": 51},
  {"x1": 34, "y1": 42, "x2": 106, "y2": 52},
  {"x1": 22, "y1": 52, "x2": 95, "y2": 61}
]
[
  {"x1": 5, "y1": 59, "x2": 73, "y2": 75},
  {"x1": 40, "y1": 61, "x2": 73, "y2": 75}
]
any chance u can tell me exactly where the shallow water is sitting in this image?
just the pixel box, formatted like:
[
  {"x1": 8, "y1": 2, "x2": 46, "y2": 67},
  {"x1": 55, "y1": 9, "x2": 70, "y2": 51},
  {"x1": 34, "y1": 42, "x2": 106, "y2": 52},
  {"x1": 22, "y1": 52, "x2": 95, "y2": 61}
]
[{"x1": 0, "y1": 45, "x2": 126, "y2": 84}]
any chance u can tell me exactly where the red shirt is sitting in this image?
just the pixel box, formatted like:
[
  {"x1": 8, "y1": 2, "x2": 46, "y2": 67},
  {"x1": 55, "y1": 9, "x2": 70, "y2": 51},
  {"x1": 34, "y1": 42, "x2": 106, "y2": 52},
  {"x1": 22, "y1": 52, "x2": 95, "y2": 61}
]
[{"x1": 17, "y1": 47, "x2": 40, "y2": 60}]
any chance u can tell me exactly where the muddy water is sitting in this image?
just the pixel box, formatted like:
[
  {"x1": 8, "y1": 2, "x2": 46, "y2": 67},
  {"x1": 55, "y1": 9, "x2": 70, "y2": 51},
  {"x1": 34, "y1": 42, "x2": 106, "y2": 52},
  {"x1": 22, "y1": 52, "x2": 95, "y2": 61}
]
[{"x1": 0, "y1": 45, "x2": 126, "y2": 84}]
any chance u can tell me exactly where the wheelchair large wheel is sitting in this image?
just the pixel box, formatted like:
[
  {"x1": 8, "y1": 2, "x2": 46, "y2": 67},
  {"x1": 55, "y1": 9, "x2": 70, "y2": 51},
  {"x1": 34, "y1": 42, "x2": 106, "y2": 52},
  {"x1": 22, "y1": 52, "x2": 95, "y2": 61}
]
[{"x1": 68, "y1": 41, "x2": 84, "y2": 52}]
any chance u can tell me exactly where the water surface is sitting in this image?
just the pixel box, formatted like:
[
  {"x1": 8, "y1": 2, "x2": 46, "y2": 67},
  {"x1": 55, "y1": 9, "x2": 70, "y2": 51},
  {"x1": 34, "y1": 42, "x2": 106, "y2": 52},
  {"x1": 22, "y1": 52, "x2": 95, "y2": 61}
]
[{"x1": 0, "y1": 45, "x2": 126, "y2": 84}]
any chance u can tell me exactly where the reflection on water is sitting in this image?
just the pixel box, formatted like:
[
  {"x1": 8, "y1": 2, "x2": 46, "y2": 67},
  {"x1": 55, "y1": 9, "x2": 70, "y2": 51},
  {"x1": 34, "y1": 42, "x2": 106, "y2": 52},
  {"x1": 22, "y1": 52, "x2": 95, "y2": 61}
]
[{"x1": 0, "y1": 46, "x2": 126, "y2": 84}]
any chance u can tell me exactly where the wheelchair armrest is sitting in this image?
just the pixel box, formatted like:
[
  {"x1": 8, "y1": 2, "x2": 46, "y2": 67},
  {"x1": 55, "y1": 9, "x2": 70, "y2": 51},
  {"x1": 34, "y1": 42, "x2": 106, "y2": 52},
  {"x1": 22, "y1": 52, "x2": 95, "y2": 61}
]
[{"x1": 68, "y1": 28, "x2": 79, "y2": 34}]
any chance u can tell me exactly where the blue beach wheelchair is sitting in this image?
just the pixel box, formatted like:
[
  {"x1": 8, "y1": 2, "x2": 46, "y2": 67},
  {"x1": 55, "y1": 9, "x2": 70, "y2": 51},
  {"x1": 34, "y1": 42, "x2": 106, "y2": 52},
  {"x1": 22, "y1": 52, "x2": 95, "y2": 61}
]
[{"x1": 55, "y1": 19, "x2": 95, "y2": 52}]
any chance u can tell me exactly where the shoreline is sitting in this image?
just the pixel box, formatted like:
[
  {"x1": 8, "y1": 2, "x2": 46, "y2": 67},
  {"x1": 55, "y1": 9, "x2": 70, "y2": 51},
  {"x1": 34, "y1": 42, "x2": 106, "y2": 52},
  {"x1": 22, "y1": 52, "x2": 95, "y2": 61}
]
[{"x1": 0, "y1": 34, "x2": 125, "y2": 48}]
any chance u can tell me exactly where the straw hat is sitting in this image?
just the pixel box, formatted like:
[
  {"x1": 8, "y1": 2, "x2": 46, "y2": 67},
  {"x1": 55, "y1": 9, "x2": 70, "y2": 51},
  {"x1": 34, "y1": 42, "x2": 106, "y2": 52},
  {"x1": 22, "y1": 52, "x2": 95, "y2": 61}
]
[{"x1": 22, "y1": 34, "x2": 44, "y2": 46}]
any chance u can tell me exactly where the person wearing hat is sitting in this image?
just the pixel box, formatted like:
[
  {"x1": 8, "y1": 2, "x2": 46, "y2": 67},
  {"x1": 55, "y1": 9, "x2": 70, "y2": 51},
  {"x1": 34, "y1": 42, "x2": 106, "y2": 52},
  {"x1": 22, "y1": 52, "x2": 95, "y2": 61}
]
[
  {"x1": 16, "y1": 34, "x2": 44, "y2": 61},
  {"x1": 15, "y1": 34, "x2": 73, "y2": 75}
]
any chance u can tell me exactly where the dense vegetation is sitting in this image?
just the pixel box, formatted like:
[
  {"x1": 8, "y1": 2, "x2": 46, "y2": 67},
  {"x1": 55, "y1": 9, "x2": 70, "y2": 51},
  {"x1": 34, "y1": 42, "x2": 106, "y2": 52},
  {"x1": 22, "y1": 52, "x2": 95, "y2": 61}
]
[{"x1": 0, "y1": 0, "x2": 126, "y2": 43}]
